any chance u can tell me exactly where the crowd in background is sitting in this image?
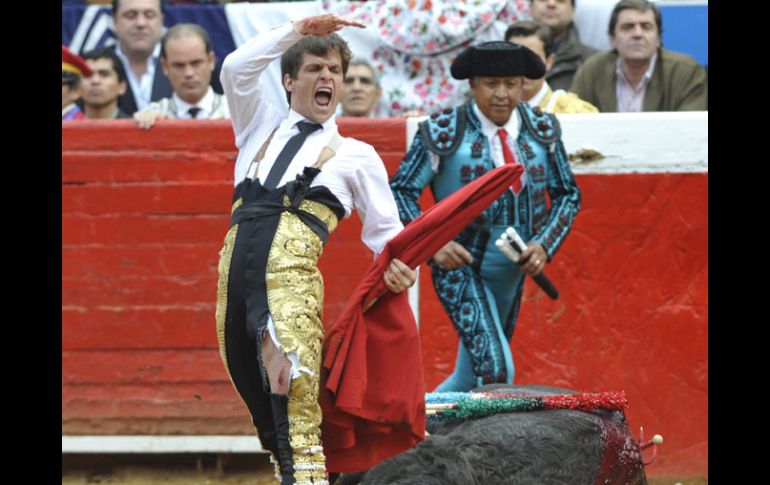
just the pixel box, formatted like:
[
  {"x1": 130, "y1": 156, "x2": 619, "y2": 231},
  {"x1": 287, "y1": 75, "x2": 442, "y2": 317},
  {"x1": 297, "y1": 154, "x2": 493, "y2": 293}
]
[{"x1": 63, "y1": 0, "x2": 707, "y2": 124}]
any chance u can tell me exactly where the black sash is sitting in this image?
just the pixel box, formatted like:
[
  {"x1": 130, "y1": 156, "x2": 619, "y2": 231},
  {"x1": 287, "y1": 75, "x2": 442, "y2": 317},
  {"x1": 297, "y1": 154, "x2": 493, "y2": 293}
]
[{"x1": 230, "y1": 178, "x2": 331, "y2": 245}]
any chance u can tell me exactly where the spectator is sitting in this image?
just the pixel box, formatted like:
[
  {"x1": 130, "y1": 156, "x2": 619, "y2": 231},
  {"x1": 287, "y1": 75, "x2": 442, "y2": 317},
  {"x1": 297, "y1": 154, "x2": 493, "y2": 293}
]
[
  {"x1": 81, "y1": 48, "x2": 131, "y2": 119},
  {"x1": 528, "y1": 0, "x2": 597, "y2": 91},
  {"x1": 339, "y1": 58, "x2": 382, "y2": 117},
  {"x1": 62, "y1": 45, "x2": 92, "y2": 121},
  {"x1": 111, "y1": 0, "x2": 173, "y2": 115},
  {"x1": 570, "y1": 0, "x2": 707, "y2": 112},
  {"x1": 133, "y1": 24, "x2": 229, "y2": 129},
  {"x1": 505, "y1": 20, "x2": 597, "y2": 113}
]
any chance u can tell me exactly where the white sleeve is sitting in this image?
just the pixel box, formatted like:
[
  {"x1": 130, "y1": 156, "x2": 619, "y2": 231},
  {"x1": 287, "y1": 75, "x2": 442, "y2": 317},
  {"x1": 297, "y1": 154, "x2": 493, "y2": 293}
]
[
  {"x1": 220, "y1": 22, "x2": 302, "y2": 148},
  {"x1": 349, "y1": 144, "x2": 404, "y2": 255}
]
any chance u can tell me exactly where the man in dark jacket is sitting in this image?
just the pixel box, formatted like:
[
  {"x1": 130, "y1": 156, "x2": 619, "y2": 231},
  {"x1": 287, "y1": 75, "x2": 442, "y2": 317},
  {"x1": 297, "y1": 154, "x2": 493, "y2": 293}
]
[
  {"x1": 110, "y1": 0, "x2": 172, "y2": 116},
  {"x1": 110, "y1": 0, "x2": 223, "y2": 116},
  {"x1": 570, "y1": 0, "x2": 707, "y2": 112},
  {"x1": 528, "y1": 0, "x2": 597, "y2": 91}
]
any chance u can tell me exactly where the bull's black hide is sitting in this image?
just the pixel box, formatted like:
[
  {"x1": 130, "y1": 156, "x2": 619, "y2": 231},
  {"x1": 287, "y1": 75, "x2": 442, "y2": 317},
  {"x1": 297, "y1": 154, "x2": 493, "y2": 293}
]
[{"x1": 336, "y1": 385, "x2": 647, "y2": 485}]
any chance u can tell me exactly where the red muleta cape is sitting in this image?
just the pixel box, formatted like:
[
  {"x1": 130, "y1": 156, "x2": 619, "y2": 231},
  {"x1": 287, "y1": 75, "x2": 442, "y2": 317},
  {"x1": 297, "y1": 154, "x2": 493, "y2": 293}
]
[{"x1": 320, "y1": 163, "x2": 525, "y2": 473}]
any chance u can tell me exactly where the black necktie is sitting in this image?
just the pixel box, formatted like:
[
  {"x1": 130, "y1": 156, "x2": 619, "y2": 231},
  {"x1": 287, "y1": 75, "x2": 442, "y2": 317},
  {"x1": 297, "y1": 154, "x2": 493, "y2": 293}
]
[
  {"x1": 188, "y1": 106, "x2": 202, "y2": 119},
  {"x1": 263, "y1": 121, "x2": 322, "y2": 189}
]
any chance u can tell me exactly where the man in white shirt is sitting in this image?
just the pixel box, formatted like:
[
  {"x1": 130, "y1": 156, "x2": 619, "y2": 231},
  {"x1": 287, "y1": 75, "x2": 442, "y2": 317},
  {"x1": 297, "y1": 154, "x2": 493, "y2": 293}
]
[
  {"x1": 133, "y1": 23, "x2": 229, "y2": 129},
  {"x1": 215, "y1": 13, "x2": 415, "y2": 485}
]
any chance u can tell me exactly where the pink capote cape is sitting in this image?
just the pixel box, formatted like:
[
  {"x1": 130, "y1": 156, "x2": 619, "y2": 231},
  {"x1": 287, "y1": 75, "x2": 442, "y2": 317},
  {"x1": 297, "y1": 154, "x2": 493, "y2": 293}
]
[{"x1": 320, "y1": 163, "x2": 525, "y2": 472}]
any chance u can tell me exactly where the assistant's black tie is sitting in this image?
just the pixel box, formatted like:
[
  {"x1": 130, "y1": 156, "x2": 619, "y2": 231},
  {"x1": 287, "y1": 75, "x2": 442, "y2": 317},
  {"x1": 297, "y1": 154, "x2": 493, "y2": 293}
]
[
  {"x1": 263, "y1": 120, "x2": 322, "y2": 189},
  {"x1": 188, "y1": 106, "x2": 202, "y2": 119}
]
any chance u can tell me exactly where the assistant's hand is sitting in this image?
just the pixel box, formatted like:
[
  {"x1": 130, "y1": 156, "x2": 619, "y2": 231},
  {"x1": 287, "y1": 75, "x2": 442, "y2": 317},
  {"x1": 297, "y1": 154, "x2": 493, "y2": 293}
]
[
  {"x1": 383, "y1": 258, "x2": 416, "y2": 293},
  {"x1": 293, "y1": 14, "x2": 366, "y2": 36},
  {"x1": 133, "y1": 111, "x2": 171, "y2": 130},
  {"x1": 432, "y1": 241, "x2": 473, "y2": 270},
  {"x1": 519, "y1": 242, "x2": 547, "y2": 276}
]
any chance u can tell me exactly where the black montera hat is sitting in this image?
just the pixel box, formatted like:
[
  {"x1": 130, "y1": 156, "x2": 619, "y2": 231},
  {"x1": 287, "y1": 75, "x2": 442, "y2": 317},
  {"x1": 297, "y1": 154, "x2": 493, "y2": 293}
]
[{"x1": 450, "y1": 41, "x2": 546, "y2": 80}]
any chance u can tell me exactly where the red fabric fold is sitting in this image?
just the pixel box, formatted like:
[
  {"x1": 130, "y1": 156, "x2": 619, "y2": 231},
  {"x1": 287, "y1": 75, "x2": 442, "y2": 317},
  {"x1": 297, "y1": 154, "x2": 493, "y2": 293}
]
[{"x1": 321, "y1": 163, "x2": 525, "y2": 473}]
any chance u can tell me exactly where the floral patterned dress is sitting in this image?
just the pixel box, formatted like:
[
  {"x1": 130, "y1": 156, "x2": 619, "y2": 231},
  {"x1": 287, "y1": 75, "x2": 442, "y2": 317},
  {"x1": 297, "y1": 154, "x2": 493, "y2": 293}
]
[{"x1": 323, "y1": 0, "x2": 531, "y2": 116}]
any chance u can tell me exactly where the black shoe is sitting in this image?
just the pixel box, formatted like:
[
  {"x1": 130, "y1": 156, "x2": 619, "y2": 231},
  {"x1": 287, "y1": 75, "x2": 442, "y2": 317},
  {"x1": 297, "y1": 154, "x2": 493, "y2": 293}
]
[{"x1": 270, "y1": 393, "x2": 295, "y2": 485}]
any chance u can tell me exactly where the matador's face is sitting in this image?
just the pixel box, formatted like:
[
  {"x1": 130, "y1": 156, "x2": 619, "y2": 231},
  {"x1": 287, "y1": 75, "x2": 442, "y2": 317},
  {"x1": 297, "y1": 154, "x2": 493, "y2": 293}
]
[{"x1": 284, "y1": 50, "x2": 344, "y2": 124}]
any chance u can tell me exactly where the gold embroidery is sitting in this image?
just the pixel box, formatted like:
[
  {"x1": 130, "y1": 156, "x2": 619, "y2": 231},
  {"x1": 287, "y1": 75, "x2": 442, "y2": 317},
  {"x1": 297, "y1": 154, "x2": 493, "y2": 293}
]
[
  {"x1": 288, "y1": 373, "x2": 327, "y2": 483},
  {"x1": 215, "y1": 225, "x2": 237, "y2": 384},
  {"x1": 266, "y1": 196, "x2": 339, "y2": 482},
  {"x1": 215, "y1": 195, "x2": 245, "y2": 382},
  {"x1": 216, "y1": 189, "x2": 340, "y2": 483}
]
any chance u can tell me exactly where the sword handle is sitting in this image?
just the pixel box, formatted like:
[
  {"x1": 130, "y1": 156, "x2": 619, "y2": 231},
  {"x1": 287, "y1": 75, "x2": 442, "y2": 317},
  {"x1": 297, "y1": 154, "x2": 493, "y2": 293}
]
[{"x1": 502, "y1": 228, "x2": 560, "y2": 300}]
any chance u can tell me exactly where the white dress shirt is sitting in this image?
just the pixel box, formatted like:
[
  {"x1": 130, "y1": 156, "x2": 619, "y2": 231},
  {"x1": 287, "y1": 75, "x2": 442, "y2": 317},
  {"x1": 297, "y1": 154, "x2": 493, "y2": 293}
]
[
  {"x1": 172, "y1": 88, "x2": 229, "y2": 119},
  {"x1": 220, "y1": 21, "x2": 403, "y2": 255},
  {"x1": 115, "y1": 42, "x2": 161, "y2": 112},
  {"x1": 136, "y1": 87, "x2": 230, "y2": 120}
]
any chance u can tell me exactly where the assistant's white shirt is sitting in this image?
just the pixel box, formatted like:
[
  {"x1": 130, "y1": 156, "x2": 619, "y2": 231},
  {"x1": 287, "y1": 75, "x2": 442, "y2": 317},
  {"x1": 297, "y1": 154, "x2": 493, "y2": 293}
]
[
  {"x1": 173, "y1": 87, "x2": 229, "y2": 119},
  {"x1": 220, "y1": 21, "x2": 403, "y2": 256}
]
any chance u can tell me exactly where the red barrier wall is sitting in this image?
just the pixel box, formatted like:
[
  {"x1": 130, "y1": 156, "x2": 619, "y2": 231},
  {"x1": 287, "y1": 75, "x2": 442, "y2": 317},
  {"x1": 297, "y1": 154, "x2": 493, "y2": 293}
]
[{"x1": 62, "y1": 119, "x2": 707, "y2": 477}]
